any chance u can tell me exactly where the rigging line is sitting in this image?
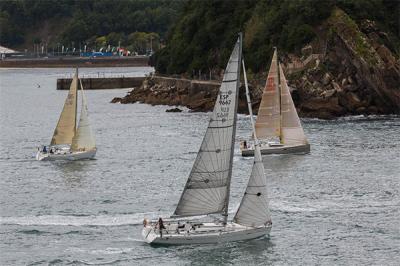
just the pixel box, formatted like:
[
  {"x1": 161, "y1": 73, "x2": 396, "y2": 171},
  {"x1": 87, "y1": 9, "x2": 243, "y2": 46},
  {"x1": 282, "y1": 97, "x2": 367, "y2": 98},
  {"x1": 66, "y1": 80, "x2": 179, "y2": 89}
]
[
  {"x1": 208, "y1": 125, "x2": 234, "y2": 129},
  {"x1": 193, "y1": 169, "x2": 230, "y2": 174}
]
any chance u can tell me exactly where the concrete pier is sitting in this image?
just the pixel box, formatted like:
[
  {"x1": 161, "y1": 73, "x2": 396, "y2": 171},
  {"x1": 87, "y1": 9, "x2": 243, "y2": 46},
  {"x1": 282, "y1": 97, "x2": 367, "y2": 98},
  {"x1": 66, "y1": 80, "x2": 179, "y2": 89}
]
[
  {"x1": 57, "y1": 77, "x2": 145, "y2": 90},
  {"x1": 0, "y1": 56, "x2": 149, "y2": 68}
]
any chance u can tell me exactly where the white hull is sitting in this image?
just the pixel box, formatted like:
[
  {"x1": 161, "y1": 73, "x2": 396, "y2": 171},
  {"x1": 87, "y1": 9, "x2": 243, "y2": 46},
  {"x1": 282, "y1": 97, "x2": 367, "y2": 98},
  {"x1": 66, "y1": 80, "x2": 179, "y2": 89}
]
[
  {"x1": 36, "y1": 149, "x2": 96, "y2": 161},
  {"x1": 142, "y1": 222, "x2": 271, "y2": 245},
  {"x1": 241, "y1": 143, "x2": 310, "y2": 156}
]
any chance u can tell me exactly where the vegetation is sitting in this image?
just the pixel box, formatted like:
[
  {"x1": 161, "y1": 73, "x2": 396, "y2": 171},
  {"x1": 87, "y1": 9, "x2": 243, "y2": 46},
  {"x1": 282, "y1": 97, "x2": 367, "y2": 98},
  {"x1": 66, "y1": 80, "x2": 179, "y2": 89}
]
[
  {"x1": 153, "y1": 0, "x2": 399, "y2": 74},
  {"x1": 1, "y1": 0, "x2": 398, "y2": 72},
  {"x1": 0, "y1": 0, "x2": 182, "y2": 53}
]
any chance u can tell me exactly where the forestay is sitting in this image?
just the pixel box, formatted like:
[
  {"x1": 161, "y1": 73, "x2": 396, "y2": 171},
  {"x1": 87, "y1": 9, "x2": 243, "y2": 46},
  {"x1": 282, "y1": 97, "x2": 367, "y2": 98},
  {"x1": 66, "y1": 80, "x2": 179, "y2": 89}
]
[
  {"x1": 50, "y1": 71, "x2": 78, "y2": 145},
  {"x1": 173, "y1": 36, "x2": 242, "y2": 217},
  {"x1": 255, "y1": 49, "x2": 280, "y2": 139},
  {"x1": 279, "y1": 64, "x2": 308, "y2": 145},
  {"x1": 71, "y1": 80, "x2": 96, "y2": 152}
]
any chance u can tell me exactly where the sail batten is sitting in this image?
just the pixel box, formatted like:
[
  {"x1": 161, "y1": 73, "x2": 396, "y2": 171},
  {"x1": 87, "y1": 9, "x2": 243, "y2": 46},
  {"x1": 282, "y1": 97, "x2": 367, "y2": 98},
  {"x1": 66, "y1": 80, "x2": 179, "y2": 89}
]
[
  {"x1": 50, "y1": 71, "x2": 78, "y2": 145},
  {"x1": 173, "y1": 36, "x2": 242, "y2": 219}
]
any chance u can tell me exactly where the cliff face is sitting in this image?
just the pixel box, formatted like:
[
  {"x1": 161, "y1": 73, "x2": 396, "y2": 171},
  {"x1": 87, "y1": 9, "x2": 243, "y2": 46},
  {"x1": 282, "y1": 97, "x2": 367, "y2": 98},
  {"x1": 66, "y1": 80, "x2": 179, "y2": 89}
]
[
  {"x1": 113, "y1": 8, "x2": 399, "y2": 118},
  {"x1": 288, "y1": 8, "x2": 400, "y2": 118}
]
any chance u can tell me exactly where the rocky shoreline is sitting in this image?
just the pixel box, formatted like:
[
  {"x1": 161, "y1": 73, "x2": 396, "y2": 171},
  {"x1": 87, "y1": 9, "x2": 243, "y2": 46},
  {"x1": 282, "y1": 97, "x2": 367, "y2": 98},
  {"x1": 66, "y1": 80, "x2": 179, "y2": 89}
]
[{"x1": 112, "y1": 9, "x2": 399, "y2": 119}]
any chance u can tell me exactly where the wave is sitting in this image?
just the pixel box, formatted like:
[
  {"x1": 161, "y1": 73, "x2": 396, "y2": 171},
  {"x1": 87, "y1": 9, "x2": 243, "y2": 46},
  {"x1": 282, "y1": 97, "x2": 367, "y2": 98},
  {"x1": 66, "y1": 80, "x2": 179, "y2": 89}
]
[
  {"x1": 0, "y1": 212, "x2": 169, "y2": 227},
  {"x1": 269, "y1": 202, "x2": 318, "y2": 213}
]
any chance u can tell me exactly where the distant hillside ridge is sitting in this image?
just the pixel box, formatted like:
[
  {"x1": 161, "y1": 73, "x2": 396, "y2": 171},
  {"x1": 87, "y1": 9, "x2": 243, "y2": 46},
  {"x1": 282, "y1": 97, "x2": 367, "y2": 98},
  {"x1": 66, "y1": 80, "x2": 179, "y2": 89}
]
[{"x1": 0, "y1": 0, "x2": 184, "y2": 52}]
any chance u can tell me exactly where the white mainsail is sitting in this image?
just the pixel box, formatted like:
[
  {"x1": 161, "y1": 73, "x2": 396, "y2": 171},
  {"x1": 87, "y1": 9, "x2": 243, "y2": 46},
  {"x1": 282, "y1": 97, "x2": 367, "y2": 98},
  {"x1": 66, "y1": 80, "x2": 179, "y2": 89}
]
[
  {"x1": 71, "y1": 80, "x2": 96, "y2": 152},
  {"x1": 173, "y1": 36, "x2": 242, "y2": 219},
  {"x1": 279, "y1": 64, "x2": 308, "y2": 145},
  {"x1": 50, "y1": 70, "x2": 78, "y2": 145},
  {"x1": 233, "y1": 60, "x2": 271, "y2": 227},
  {"x1": 255, "y1": 48, "x2": 280, "y2": 140}
]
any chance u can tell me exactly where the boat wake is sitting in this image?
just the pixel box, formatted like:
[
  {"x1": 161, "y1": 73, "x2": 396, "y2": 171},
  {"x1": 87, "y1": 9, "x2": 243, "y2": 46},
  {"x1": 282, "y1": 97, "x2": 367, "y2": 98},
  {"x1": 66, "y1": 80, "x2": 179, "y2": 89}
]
[{"x1": 0, "y1": 212, "x2": 169, "y2": 227}]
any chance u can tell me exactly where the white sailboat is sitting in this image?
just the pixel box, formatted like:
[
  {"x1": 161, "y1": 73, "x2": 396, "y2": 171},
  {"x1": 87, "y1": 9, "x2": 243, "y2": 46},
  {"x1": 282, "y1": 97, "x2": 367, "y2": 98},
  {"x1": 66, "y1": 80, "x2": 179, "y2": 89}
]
[
  {"x1": 241, "y1": 48, "x2": 310, "y2": 156},
  {"x1": 142, "y1": 34, "x2": 272, "y2": 245},
  {"x1": 36, "y1": 69, "x2": 96, "y2": 161}
]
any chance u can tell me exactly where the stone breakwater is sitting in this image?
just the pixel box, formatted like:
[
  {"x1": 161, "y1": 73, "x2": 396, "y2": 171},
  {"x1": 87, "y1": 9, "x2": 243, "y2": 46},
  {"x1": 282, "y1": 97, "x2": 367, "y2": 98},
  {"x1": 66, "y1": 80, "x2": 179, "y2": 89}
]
[
  {"x1": 111, "y1": 76, "x2": 260, "y2": 114},
  {"x1": 0, "y1": 56, "x2": 149, "y2": 68}
]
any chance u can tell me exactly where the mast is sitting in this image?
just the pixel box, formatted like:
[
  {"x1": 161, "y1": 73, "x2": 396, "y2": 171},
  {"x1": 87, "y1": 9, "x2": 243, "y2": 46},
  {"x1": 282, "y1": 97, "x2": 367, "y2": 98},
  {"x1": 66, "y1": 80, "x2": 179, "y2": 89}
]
[
  {"x1": 275, "y1": 48, "x2": 282, "y2": 143},
  {"x1": 222, "y1": 32, "x2": 242, "y2": 225},
  {"x1": 242, "y1": 59, "x2": 257, "y2": 141},
  {"x1": 75, "y1": 67, "x2": 78, "y2": 134}
]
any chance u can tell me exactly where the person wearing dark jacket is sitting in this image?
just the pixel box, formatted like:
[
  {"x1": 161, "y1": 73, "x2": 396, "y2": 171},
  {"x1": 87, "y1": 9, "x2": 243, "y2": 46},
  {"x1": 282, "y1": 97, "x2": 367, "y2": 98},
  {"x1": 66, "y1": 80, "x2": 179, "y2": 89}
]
[{"x1": 158, "y1": 217, "x2": 166, "y2": 237}]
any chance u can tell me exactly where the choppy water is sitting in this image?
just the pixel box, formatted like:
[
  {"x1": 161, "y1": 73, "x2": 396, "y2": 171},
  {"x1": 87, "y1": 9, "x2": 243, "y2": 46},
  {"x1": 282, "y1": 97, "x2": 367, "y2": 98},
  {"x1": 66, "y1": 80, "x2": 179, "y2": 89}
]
[{"x1": 0, "y1": 68, "x2": 399, "y2": 265}]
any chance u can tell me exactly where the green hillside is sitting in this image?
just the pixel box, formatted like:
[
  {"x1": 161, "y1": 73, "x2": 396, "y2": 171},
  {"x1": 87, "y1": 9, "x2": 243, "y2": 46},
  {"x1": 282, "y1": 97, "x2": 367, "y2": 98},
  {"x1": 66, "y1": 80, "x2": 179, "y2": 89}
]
[
  {"x1": 0, "y1": 0, "x2": 183, "y2": 52},
  {"x1": 153, "y1": 0, "x2": 399, "y2": 74}
]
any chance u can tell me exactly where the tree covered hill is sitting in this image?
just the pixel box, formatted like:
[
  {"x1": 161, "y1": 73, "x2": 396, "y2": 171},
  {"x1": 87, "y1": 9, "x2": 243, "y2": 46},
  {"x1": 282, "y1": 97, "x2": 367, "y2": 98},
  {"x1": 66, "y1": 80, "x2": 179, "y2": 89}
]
[
  {"x1": 153, "y1": 0, "x2": 399, "y2": 75},
  {"x1": 0, "y1": 0, "x2": 183, "y2": 53}
]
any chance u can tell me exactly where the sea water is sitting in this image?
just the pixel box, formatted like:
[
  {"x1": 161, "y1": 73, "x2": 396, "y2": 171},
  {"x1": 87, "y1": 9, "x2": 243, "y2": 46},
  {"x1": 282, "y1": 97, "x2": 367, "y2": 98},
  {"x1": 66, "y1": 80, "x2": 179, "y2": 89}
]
[{"x1": 0, "y1": 68, "x2": 399, "y2": 265}]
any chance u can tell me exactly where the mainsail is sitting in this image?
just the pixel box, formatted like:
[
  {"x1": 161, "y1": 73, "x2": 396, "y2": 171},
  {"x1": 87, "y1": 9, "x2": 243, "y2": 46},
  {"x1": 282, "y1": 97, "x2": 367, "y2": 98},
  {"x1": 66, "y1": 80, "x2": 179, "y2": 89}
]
[
  {"x1": 50, "y1": 70, "x2": 78, "y2": 145},
  {"x1": 255, "y1": 48, "x2": 280, "y2": 140},
  {"x1": 71, "y1": 80, "x2": 96, "y2": 151},
  {"x1": 233, "y1": 60, "x2": 271, "y2": 227},
  {"x1": 173, "y1": 35, "x2": 242, "y2": 219},
  {"x1": 279, "y1": 64, "x2": 308, "y2": 145}
]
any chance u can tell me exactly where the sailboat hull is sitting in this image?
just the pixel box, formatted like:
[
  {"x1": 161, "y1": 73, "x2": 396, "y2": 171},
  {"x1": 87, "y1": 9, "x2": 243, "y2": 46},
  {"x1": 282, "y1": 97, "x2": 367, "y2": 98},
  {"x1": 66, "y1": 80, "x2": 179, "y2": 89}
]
[
  {"x1": 241, "y1": 143, "x2": 310, "y2": 156},
  {"x1": 142, "y1": 222, "x2": 271, "y2": 245},
  {"x1": 36, "y1": 148, "x2": 96, "y2": 161}
]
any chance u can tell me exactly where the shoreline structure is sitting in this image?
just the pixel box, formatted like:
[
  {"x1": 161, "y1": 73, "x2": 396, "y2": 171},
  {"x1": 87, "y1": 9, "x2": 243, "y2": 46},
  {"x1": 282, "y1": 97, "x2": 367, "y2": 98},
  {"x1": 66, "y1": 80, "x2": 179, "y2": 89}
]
[{"x1": 0, "y1": 56, "x2": 149, "y2": 68}]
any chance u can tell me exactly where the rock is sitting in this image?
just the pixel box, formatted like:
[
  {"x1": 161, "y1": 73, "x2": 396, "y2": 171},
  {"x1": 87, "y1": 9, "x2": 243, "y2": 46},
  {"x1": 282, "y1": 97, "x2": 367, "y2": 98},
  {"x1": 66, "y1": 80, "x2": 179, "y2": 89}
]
[
  {"x1": 322, "y1": 73, "x2": 332, "y2": 85},
  {"x1": 356, "y1": 107, "x2": 367, "y2": 113},
  {"x1": 301, "y1": 45, "x2": 313, "y2": 57},
  {"x1": 332, "y1": 81, "x2": 343, "y2": 92},
  {"x1": 166, "y1": 107, "x2": 183, "y2": 112},
  {"x1": 322, "y1": 89, "x2": 336, "y2": 98},
  {"x1": 338, "y1": 92, "x2": 364, "y2": 111},
  {"x1": 110, "y1": 97, "x2": 122, "y2": 103},
  {"x1": 300, "y1": 97, "x2": 345, "y2": 118},
  {"x1": 367, "y1": 106, "x2": 378, "y2": 114}
]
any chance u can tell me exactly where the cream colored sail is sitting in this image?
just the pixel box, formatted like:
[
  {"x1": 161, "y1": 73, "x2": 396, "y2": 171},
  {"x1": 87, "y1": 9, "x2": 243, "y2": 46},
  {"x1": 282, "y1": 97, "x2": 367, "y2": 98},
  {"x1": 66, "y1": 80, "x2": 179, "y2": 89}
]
[
  {"x1": 50, "y1": 71, "x2": 78, "y2": 145},
  {"x1": 279, "y1": 64, "x2": 308, "y2": 145},
  {"x1": 71, "y1": 80, "x2": 96, "y2": 152},
  {"x1": 255, "y1": 48, "x2": 280, "y2": 139},
  {"x1": 173, "y1": 36, "x2": 242, "y2": 220}
]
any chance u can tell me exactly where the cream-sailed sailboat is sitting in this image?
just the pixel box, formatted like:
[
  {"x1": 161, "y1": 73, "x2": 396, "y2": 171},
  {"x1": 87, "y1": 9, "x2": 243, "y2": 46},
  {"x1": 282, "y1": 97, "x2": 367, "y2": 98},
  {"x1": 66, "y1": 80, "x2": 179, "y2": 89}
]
[
  {"x1": 142, "y1": 34, "x2": 272, "y2": 245},
  {"x1": 241, "y1": 48, "x2": 310, "y2": 156},
  {"x1": 36, "y1": 69, "x2": 96, "y2": 161}
]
